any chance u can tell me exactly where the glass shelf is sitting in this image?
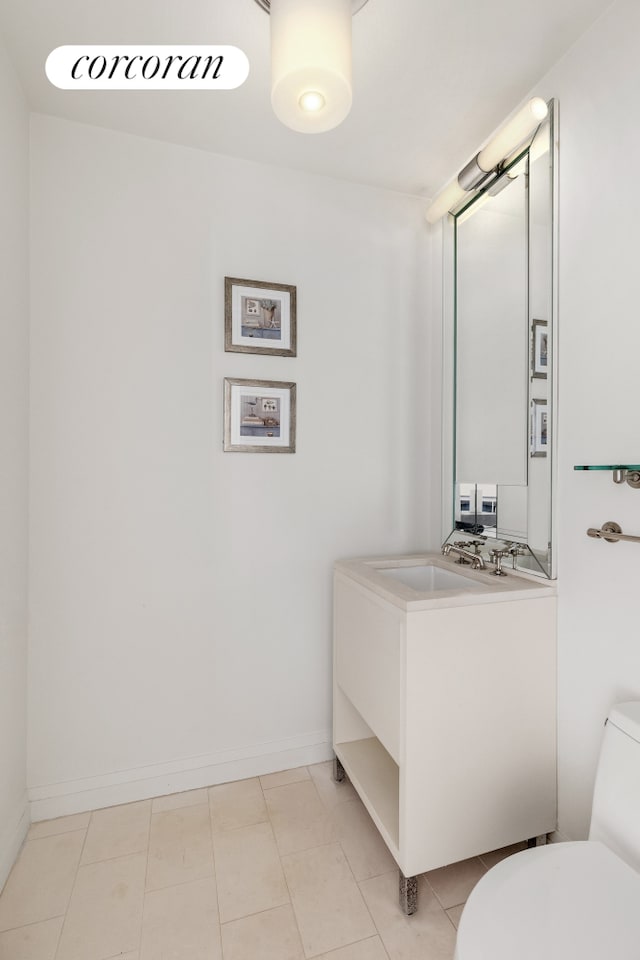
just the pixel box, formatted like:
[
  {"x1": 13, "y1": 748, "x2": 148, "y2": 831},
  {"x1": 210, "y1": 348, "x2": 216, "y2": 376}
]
[
  {"x1": 574, "y1": 465, "x2": 640, "y2": 489},
  {"x1": 574, "y1": 464, "x2": 640, "y2": 471}
]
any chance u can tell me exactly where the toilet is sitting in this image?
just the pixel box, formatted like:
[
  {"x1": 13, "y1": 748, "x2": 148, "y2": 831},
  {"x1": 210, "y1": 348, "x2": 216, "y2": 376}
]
[{"x1": 455, "y1": 701, "x2": 640, "y2": 959}]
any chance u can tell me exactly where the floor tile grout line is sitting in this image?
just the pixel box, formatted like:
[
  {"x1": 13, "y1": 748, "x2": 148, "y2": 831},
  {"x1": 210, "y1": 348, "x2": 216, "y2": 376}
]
[
  {"x1": 210, "y1": 815, "x2": 271, "y2": 837},
  {"x1": 0, "y1": 828, "x2": 92, "y2": 926},
  {"x1": 277, "y1": 835, "x2": 345, "y2": 861},
  {"x1": 262, "y1": 775, "x2": 315, "y2": 960},
  {"x1": 145, "y1": 801, "x2": 215, "y2": 898},
  {"x1": 53, "y1": 811, "x2": 93, "y2": 960},
  {"x1": 27, "y1": 822, "x2": 90, "y2": 842},
  {"x1": 151, "y1": 800, "x2": 210, "y2": 821},
  {"x1": 444, "y1": 909, "x2": 460, "y2": 933},
  {"x1": 259, "y1": 766, "x2": 311, "y2": 792},
  {"x1": 53, "y1": 914, "x2": 67, "y2": 960},
  {"x1": 220, "y1": 902, "x2": 307, "y2": 957},
  {"x1": 350, "y1": 889, "x2": 392, "y2": 960},
  {"x1": 333, "y1": 834, "x2": 385, "y2": 956},
  {"x1": 0, "y1": 835, "x2": 28, "y2": 911},
  {"x1": 218, "y1": 905, "x2": 307, "y2": 960},
  {"x1": 306, "y1": 935, "x2": 391, "y2": 960},
  {"x1": 422, "y1": 854, "x2": 487, "y2": 914},
  {"x1": 205, "y1": 789, "x2": 224, "y2": 958},
  {"x1": 218, "y1": 900, "x2": 300, "y2": 930},
  {"x1": 136, "y1": 808, "x2": 154, "y2": 960},
  {"x1": 82, "y1": 802, "x2": 150, "y2": 862},
  {"x1": 0, "y1": 910, "x2": 66, "y2": 936},
  {"x1": 220, "y1": 894, "x2": 292, "y2": 931},
  {"x1": 268, "y1": 816, "x2": 299, "y2": 936},
  {"x1": 318, "y1": 771, "x2": 398, "y2": 889},
  {"x1": 266, "y1": 774, "x2": 343, "y2": 862},
  {"x1": 77, "y1": 845, "x2": 151, "y2": 868},
  {"x1": 144, "y1": 868, "x2": 216, "y2": 896},
  {"x1": 238, "y1": 809, "x2": 299, "y2": 938},
  {"x1": 422, "y1": 871, "x2": 446, "y2": 910}
]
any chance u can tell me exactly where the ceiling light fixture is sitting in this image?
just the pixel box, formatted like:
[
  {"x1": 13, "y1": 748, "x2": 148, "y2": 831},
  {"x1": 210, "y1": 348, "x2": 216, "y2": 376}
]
[
  {"x1": 425, "y1": 98, "x2": 549, "y2": 224},
  {"x1": 254, "y1": 0, "x2": 370, "y2": 134}
]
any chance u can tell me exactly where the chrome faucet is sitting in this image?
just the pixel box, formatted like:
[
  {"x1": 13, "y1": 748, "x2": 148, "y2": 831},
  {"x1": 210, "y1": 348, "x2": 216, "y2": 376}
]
[{"x1": 442, "y1": 543, "x2": 485, "y2": 570}]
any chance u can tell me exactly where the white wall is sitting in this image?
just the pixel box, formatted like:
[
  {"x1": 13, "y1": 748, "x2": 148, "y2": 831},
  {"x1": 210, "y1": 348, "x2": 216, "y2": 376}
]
[
  {"x1": 532, "y1": 0, "x2": 640, "y2": 839},
  {"x1": 0, "y1": 35, "x2": 30, "y2": 885},
  {"x1": 28, "y1": 115, "x2": 432, "y2": 817}
]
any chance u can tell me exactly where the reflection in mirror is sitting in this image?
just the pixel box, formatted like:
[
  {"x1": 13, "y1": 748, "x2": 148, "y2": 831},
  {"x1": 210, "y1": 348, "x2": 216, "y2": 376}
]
[
  {"x1": 456, "y1": 164, "x2": 528, "y2": 488},
  {"x1": 444, "y1": 102, "x2": 556, "y2": 578},
  {"x1": 456, "y1": 483, "x2": 497, "y2": 536}
]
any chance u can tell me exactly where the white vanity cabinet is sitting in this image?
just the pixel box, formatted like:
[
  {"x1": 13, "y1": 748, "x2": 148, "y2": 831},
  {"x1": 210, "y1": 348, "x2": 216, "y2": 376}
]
[{"x1": 333, "y1": 555, "x2": 557, "y2": 882}]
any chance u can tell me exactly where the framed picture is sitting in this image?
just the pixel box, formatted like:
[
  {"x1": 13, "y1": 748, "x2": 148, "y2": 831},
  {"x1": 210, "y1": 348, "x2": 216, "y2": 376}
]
[
  {"x1": 224, "y1": 378, "x2": 296, "y2": 453},
  {"x1": 531, "y1": 318, "x2": 548, "y2": 379},
  {"x1": 530, "y1": 399, "x2": 548, "y2": 457},
  {"x1": 225, "y1": 277, "x2": 297, "y2": 357}
]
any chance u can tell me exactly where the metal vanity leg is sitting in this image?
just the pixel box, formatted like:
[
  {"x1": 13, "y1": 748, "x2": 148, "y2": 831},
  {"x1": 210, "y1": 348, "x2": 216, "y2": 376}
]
[
  {"x1": 333, "y1": 756, "x2": 345, "y2": 783},
  {"x1": 527, "y1": 834, "x2": 548, "y2": 848},
  {"x1": 399, "y1": 870, "x2": 418, "y2": 915}
]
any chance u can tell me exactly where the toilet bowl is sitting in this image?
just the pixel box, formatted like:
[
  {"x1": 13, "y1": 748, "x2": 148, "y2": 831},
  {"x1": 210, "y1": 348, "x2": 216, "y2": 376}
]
[{"x1": 455, "y1": 702, "x2": 640, "y2": 959}]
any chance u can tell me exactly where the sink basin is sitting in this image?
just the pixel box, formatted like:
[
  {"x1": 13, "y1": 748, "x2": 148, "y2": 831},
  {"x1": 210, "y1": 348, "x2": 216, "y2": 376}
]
[
  {"x1": 374, "y1": 563, "x2": 480, "y2": 592},
  {"x1": 336, "y1": 553, "x2": 555, "y2": 612}
]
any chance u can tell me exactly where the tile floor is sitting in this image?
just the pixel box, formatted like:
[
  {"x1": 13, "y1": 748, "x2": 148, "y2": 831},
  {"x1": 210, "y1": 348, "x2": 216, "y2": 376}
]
[{"x1": 0, "y1": 762, "x2": 525, "y2": 960}]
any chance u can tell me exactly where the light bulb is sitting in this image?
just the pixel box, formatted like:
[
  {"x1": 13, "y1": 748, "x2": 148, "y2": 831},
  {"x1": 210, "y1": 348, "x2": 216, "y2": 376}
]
[{"x1": 299, "y1": 90, "x2": 326, "y2": 112}]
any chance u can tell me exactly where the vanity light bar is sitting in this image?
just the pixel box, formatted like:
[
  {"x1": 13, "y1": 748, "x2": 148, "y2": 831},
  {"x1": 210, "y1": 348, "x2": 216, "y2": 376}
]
[{"x1": 425, "y1": 97, "x2": 548, "y2": 225}]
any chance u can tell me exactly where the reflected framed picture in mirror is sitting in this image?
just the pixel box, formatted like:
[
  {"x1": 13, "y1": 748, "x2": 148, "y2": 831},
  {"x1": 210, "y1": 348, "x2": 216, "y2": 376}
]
[
  {"x1": 532, "y1": 318, "x2": 548, "y2": 379},
  {"x1": 531, "y1": 399, "x2": 548, "y2": 457}
]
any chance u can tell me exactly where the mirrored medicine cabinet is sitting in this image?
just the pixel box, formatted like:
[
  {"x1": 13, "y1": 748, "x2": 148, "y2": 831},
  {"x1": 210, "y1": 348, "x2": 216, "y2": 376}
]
[{"x1": 442, "y1": 100, "x2": 557, "y2": 579}]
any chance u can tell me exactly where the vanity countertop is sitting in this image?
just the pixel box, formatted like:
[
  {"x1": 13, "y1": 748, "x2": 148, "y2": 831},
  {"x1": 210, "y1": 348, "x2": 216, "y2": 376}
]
[{"x1": 335, "y1": 552, "x2": 557, "y2": 612}]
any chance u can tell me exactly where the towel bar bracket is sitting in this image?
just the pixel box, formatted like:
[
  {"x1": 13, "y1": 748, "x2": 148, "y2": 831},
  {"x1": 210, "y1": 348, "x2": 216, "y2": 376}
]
[{"x1": 613, "y1": 469, "x2": 640, "y2": 489}]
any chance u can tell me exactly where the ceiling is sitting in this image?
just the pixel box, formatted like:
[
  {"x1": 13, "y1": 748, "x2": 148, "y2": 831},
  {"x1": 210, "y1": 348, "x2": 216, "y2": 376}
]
[{"x1": 0, "y1": 0, "x2": 612, "y2": 197}]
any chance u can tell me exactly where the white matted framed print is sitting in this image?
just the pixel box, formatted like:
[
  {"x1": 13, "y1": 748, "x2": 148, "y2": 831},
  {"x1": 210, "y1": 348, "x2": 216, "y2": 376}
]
[
  {"x1": 224, "y1": 378, "x2": 296, "y2": 453},
  {"x1": 224, "y1": 277, "x2": 297, "y2": 357}
]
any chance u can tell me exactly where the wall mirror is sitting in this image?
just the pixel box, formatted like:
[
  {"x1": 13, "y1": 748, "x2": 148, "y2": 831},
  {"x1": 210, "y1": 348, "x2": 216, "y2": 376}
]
[{"x1": 442, "y1": 101, "x2": 557, "y2": 578}]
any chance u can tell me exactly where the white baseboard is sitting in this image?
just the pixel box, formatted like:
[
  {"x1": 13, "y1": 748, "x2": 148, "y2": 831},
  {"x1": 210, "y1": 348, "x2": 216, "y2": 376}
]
[
  {"x1": 29, "y1": 730, "x2": 333, "y2": 821},
  {"x1": 0, "y1": 794, "x2": 30, "y2": 892}
]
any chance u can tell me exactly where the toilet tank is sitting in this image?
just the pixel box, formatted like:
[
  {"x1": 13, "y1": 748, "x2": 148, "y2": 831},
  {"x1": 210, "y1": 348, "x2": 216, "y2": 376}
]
[{"x1": 589, "y1": 702, "x2": 640, "y2": 873}]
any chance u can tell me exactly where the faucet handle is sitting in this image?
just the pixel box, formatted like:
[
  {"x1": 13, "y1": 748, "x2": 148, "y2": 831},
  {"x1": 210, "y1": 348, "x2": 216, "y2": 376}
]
[
  {"x1": 488, "y1": 548, "x2": 509, "y2": 577},
  {"x1": 451, "y1": 541, "x2": 473, "y2": 564},
  {"x1": 505, "y1": 542, "x2": 527, "y2": 568},
  {"x1": 508, "y1": 542, "x2": 527, "y2": 555},
  {"x1": 466, "y1": 539, "x2": 486, "y2": 554}
]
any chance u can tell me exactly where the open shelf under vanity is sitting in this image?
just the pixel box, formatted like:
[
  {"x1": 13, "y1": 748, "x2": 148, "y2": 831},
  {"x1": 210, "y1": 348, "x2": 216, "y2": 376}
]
[{"x1": 334, "y1": 736, "x2": 399, "y2": 857}]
